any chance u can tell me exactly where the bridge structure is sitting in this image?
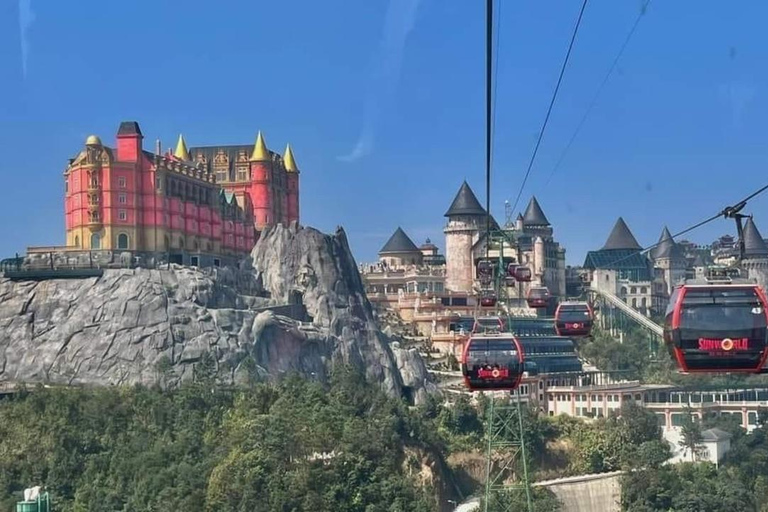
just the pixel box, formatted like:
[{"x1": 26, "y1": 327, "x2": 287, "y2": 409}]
[{"x1": 585, "y1": 287, "x2": 664, "y2": 356}]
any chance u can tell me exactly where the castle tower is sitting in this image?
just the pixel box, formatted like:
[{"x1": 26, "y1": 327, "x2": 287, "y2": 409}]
[
  {"x1": 444, "y1": 181, "x2": 486, "y2": 292},
  {"x1": 284, "y1": 144, "x2": 300, "y2": 225},
  {"x1": 515, "y1": 213, "x2": 524, "y2": 231},
  {"x1": 116, "y1": 121, "x2": 143, "y2": 163},
  {"x1": 248, "y1": 132, "x2": 272, "y2": 229},
  {"x1": 741, "y1": 217, "x2": 768, "y2": 291},
  {"x1": 533, "y1": 236, "x2": 545, "y2": 279},
  {"x1": 522, "y1": 196, "x2": 552, "y2": 238},
  {"x1": 653, "y1": 226, "x2": 687, "y2": 294},
  {"x1": 379, "y1": 227, "x2": 422, "y2": 267}
]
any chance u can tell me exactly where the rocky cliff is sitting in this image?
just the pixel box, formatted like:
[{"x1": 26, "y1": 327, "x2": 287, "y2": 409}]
[{"x1": 0, "y1": 224, "x2": 435, "y2": 403}]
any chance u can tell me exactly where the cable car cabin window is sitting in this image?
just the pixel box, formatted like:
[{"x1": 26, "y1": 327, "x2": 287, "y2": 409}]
[{"x1": 557, "y1": 307, "x2": 591, "y2": 322}]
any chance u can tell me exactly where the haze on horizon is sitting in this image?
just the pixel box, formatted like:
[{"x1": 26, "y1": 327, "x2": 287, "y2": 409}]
[{"x1": 1, "y1": 0, "x2": 768, "y2": 265}]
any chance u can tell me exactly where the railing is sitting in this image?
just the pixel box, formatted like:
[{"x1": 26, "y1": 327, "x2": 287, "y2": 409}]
[{"x1": 587, "y1": 287, "x2": 664, "y2": 336}]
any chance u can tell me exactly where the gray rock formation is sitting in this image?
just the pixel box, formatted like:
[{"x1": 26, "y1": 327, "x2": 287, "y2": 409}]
[
  {"x1": 0, "y1": 224, "x2": 436, "y2": 403},
  {"x1": 250, "y1": 223, "x2": 436, "y2": 401}
]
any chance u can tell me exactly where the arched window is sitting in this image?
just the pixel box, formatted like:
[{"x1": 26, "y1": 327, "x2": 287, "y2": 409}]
[
  {"x1": 164, "y1": 236, "x2": 170, "y2": 250},
  {"x1": 631, "y1": 298, "x2": 637, "y2": 308},
  {"x1": 630, "y1": 286, "x2": 637, "y2": 294},
  {"x1": 117, "y1": 233, "x2": 129, "y2": 250},
  {"x1": 179, "y1": 237, "x2": 185, "y2": 249},
  {"x1": 641, "y1": 287, "x2": 647, "y2": 294},
  {"x1": 641, "y1": 297, "x2": 647, "y2": 307},
  {"x1": 74, "y1": 235, "x2": 80, "y2": 247},
  {"x1": 90, "y1": 233, "x2": 101, "y2": 249}
]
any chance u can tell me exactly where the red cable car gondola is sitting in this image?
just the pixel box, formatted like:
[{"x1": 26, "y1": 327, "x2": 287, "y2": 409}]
[
  {"x1": 526, "y1": 286, "x2": 550, "y2": 309},
  {"x1": 479, "y1": 291, "x2": 497, "y2": 307},
  {"x1": 664, "y1": 282, "x2": 768, "y2": 373},
  {"x1": 554, "y1": 301, "x2": 593, "y2": 337},
  {"x1": 507, "y1": 263, "x2": 532, "y2": 282},
  {"x1": 461, "y1": 333, "x2": 524, "y2": 391}
]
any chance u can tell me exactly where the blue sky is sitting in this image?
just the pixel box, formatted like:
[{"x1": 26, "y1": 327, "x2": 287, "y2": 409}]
[{"x1": 2, "y1": 1, "x2": 768, "y2": 265}]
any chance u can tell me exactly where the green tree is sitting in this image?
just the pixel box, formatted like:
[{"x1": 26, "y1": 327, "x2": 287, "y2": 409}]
[{"x1": 679, "y1": 410, "x2": 707, "y2": 462}]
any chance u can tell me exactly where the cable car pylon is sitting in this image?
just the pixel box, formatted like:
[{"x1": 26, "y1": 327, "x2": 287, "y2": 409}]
[{"x1": 483, "y1": 391, "x2": 533, "y2": 512}]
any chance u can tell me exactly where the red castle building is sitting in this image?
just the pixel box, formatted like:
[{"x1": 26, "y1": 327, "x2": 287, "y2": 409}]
[{"x1": 62, "y1": 121, "x2": 300, "y2": 267}]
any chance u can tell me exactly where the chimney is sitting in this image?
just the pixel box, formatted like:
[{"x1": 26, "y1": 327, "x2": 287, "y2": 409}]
[{"x1": 155, "y1": 138, "x2": 161, "y2": 155}]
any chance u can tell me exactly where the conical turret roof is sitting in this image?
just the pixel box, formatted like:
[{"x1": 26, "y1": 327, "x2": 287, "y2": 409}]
[
  {"x1": 743, "y1": 217, "x2": 768, "y2": 258},
  {"x1": 174, "y1": 134, "x2": 190, "y2": 161},
  {"x1": 692, "y1": 253, "x2": 707, "y2": 267},
  {"x1": 653, "y1": 226, "x2": 684, "y2": 260},
  {"x1": 283, "y1": 144, "x2": 298, "y2": 172},
  {"x1": 601, "y1": 217, "x2": 642, "y2": 251},
  {"x1": 380, "y1": 227, "x2": 420, "y2": 254},
  {"x1": 522, "y1": 196, "x2": 550, "y2": 226},
  {"x1": 444, "y1": 181, "x2": 486, "y2": 217},
  {"x1": 250, "y1": 131, "x2": 270, "y2": 161}
]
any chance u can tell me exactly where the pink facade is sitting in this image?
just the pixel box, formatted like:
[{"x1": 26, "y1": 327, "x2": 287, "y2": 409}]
[{"x1": 64, "y1": 122, "x2": 255, "y2": 257}]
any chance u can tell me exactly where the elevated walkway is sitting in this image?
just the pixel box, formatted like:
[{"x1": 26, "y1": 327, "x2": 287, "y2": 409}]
[{"x1": 586, "y1": 288, "x2": 663, "y2": 337}]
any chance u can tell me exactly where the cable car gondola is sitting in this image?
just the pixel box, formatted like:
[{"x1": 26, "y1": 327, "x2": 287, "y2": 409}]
[
  {"x1": 507, "y1": 263, "x2": 532, "y2": 282},
  {"x1": 664, "y1": 281, "x2": 768, "y2": 373},
  {"x1": 554, "y1": 301, "x2": 593, "y2": 337},
  {"x1": 479, "y1": 291, "x2": 497, "y2": 307},
  {"x1": 461, "y1": 334, "x2": 524, "y2": 390},
  {"x1": 526, "y1": 286, "x2": 550, "y2": 309}
]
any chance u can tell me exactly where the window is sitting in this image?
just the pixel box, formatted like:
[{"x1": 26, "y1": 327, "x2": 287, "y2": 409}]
[
  {"x1": 156, "y1": 176, "x2": 161, "y2": 190},
  {"x1": 65, "y1": 180, "x2": 69, "y2": 193},
  {"x1": 164, "y1": 236, "x2": 170, "y2": 250},
  {"x1": 190, "y1": 256, "x2": 199, "y2": 267},
  {"x1": 117, "y1": 233, "x2": 129, "y2": 250},
  {"x1": 118, "y1": 210, "x2": 127, "y2": 221},
  {"x1": 213, "y1": 258, "x2": 221, "y2": 267},
  {"x1": 90, "y1": 233, "x2": 101, "y2": 249},
  {"x1": 74, "y1": 235, "x2": 79, "y2": 247},
  {"x1": 118, "y1": 177, "x2": 126, "y2": 188},
  {"x1": 118, "y1": 193, "x2": 127, "y2": 204}
]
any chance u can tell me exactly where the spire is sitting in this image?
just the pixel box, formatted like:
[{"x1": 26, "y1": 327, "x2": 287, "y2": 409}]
[
  {"x1": 250, "y1": 131, "x2": 270, "y2": 161},
  {"x1": 444, "y1": 181, "x2": 486, "y2": 217},
  {"x1": 601, "y1": 217, "x2": 642, "y2": 251},
  {"x1": 742, "y1": 217, "x2": 768, "y2": 258},
  {"x1": 379, "y1": 227, "x2": 420, "y2": 254},
  {"x1": 174, "y1": 134, "x2": 190, "y2": 161},
  {"x1": 283, "y1": 144, "x2": 298, "y2": 172},
  {"x1": 522, "y1": 196, "x2": 550, "y2": 226},
  {"x1": 653, "y1": 226, "x2": 683, "y2": 260}
]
